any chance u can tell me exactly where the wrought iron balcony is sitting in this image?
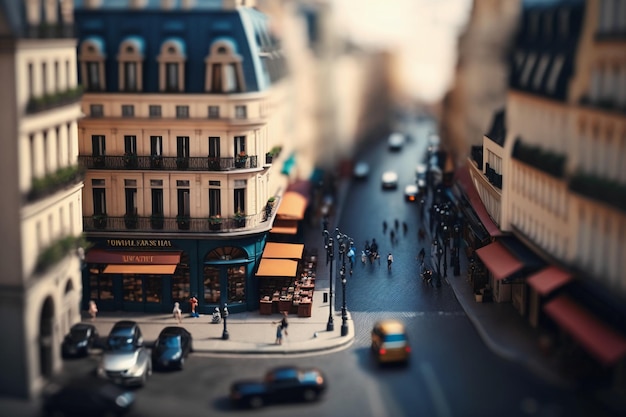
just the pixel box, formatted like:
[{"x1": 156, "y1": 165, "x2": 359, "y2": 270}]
[{"x1": 78, "y1": 155, "x2": 258, "y2": 171}]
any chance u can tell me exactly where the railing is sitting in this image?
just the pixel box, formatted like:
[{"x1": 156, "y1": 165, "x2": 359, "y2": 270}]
[
  {"x1": 78, "y1": 155, "x2": 259, "y2": 171},
  {"x1": 83, "y1": 210, "x2": 274, "y2": 233}
]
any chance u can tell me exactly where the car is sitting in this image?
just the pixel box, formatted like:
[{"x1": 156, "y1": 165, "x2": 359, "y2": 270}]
[
  {"x1": 230, "y1": 366, "x2": 327, "y2": 409},
  {"x1": 352, "y1": 161, "x2": 370, "y2": 179},
  {"x1": 61, "y1": 323, "x2": 99, "y2": 358},
  {"x1": 381, "y1": 171, "x2": 398, "y2": 189},
  {"x1": 404, "y1": 184, "x2": 419, "y2": 202},
  {"x1": 415, "y1": 163, "x2": 427, "y2": 190},
  {"x1": 41, "y1": 377, "x2": 135, "y2": 417},
  {"x1": 97, "y1": 321, "x2": 152, "y2": 387},
  {"x1": 371, "y1": 319, "x2": 411, "y2": 365},
  {"x1": 152, "y1": 326, "x2": 193, "y2": 370},
  {"x1": 388, "y1": 132, "x2": 405, "y2": 150}
]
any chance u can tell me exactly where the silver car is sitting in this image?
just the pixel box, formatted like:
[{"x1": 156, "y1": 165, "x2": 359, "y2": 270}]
[{"x1": 97, "y1": 321, "x2": 152, "y2": 387}]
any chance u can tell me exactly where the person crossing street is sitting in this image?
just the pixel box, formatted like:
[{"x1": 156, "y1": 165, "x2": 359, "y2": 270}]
[{"x1": 387, "y1": 252, "x2": 394, "y2": 270}]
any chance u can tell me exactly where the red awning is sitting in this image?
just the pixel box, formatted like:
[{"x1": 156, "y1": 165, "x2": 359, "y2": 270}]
[
  {"x1": 527, "y1": 266, "x2": 573, "y2": 296},
  {"x1": 544, "y1": 295, "x2": 626, "y2": 366},
  {"x1": 455, "y1": 165, "x2": 502, "y2": 237},
  {"x1": 475, "y1": 241, "x2": 524, "y2": 281},
  {"x1": 85, "y1": 249, "x2": 181, "y2": 265}
]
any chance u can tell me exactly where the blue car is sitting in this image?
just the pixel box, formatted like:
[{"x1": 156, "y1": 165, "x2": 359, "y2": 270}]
[
  {"x1": 152, "y1": 326, "x2": 193, "y2": 370},
  {"x1": 61, "y1": 323, "x2": 99, "y2": 358}
]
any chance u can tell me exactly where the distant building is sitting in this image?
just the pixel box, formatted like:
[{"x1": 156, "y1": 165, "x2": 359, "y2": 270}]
[
  {"x1": 74, "y1": 0, "x2": 294, "y2": 315},
  {"x1": 0, "y1": 0, "x2": 84, "y2": 399},
  {"x1": 461, "y1": 0, "x2": 626, "y2": 385}
]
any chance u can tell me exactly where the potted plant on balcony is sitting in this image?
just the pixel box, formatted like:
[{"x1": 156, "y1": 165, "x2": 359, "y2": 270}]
[
  {"x1": 123, "y1": 152, "x2": 138, "y2": 168},
  {"x1": 208, "y1": 215, "x2": 222, "y2": 231},
  {"x1": 264, "y1": 197, "x2": 275, "y2": 220},
  {"x1": 124, "y1": 213, "x2": 139, "y2": 229},
  {"x1": 234, "y1": 211, "x2": 246, "y2": 228},
  {"x1": 265, "y1": 146, "x2": 282, "y2": 164},
  {"x1": 235, "y1": 151, "x2": 248, "y2": 168},
  {"x1": 93, "y1": 213, "x2": 107, "y2": 229},
  {"x1": 150, "y1": 213, "x2": 164, "y2": 230},
  {"x1": 176, "y1": 215, "x2": 190, "y2": 230}
]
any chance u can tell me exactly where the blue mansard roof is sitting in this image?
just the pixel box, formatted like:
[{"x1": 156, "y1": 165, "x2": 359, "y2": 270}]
[{"x1": 73, "y1": 1, "x2": 285, "y2": 93}]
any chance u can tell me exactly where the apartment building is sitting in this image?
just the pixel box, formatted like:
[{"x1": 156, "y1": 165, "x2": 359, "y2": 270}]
[
  {"x1": 74, "y1": 0, "x2": 293, "y2": 315},
  {"x1": 0, "y1": 0, "x2": 83, "y2": 399},
  {"x1": 461, "y1": 0, "x2": 626, "y2": 383}
]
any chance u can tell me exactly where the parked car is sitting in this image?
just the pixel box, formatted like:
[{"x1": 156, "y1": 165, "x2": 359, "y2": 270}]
[
  {"x1": 230, "y1": 366, "x2": 327, "y2": 409},
  {"x1": 404, "y1": 184, "x2": 419, "y2": 202},
  {"x1": 152, "y1": 326, "x2": 193, "y2": 370},
  {"x1": 97, "y1": 321, "x2": 152, "y2": 387},
  {"x1": 388, "y1": 132, "x2": 405, "y2": 150},
  {"x1": 415, "y1": 163, "x2": 427, "y2": 191},
  {"x1": 41, "y1": 377, "x2": 135, "y2": 417},
  {"x1": 371, "y1": 319, "x2": 411, "y2": 365},
  {"x1": 352, "y1": 161, "x2": 370, "y2": 179},
  {"x1": 381, "y1": 171, "x2": 399, "y2": 189},
  {"x1": 61, "y1": 323, "x2": 99, "y2": 358}
]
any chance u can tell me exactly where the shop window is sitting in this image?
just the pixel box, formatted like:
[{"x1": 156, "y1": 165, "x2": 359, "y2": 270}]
[
  {"x1": 203, "y1": 265, "x2": 221, "y2": 304},
  {"x1": 227, "y1": 265, "x2": 246, "y2": 304},
  {"x1": 123, "y1": 276, "x2": 143, "y2": 302},
  {"x1": 89, "y1": 272, "x2": 113, "y2": 301},
  {"x1": 206, "y1": 246, "x2": 247, "y2": 261},
  {"x1": 145, "y1": 276, "x2": 162, "y2": 303},
  {"x1": 172, "y1": 254, "x2": 190, "y2": 305}
]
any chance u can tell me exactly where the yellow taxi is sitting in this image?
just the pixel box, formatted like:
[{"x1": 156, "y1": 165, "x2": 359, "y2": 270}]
[{"x1": 371, "y1": 319, "x2": 411, "y2": 365}]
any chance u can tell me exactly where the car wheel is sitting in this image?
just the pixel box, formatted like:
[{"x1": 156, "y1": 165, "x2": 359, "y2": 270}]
[
  {"x1": 303, "y1": 389, "x2": 317, "y2": 402},
  {"x1": 178, "y1": 357, "x2": 185, "y2": 370},
  {"x1": 248, "y1": 395, "x2": 263, "y2": 409}
]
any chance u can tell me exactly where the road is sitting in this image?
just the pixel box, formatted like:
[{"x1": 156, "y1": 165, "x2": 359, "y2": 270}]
[{"x1": 1, "y1": 117, "x2": 607, "y2": 417}]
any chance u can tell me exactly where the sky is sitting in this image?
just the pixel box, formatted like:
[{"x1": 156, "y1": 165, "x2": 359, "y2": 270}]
[{"x1": 331, "y1": 0, "x2": 474, "y2": 102}]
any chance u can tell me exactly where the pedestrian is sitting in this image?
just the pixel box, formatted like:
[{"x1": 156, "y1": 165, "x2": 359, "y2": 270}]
[
  {"x1": 347, "y1": 245, "x2": 356, "y2": 271},
  {"x1": 275, "y1": 323, "x2": 284, "y2": 345},
  {"x1": 418, "y1": 247, "x2": 426, "y2": 263},
  {"x1": 189, "y1": 295, "x2": 199, "y2": 318},
  {"x1": 361, "y1": 250, "x2": 367, "y2": 264},
  {"x1": 322, "y1": 214, "x2": 329, "y2": 234},
  {"x1": 88, "y1": 300, "x2": 98, "y2": 321},
  {"x1": 390, "y1": 229, "x2": 395, "y2": 244},
  {"x1": 172, "y1": 302, "x2": 182, "y2": 325},
  {"x1": 383, "y1": 220, "x2": 388, "y2": 234},
  {"x1": 212, "y1": 307, "x2": 221, "y2": 323},
  {"x1": 403, "y1": 221, "x2": 408, "y2": 235},
  {"x1": 387, "y1": 252, "x2": 394, "y2": 270},
  {"x1": 273, "y1": 311, "x2": 289, "y2": 336},
  {"x1": 394, "y1": 219, "x2": 399, "y2": 230},
  {"x1": 418, "y1": 227, "x2": 426, "y2": 241}
]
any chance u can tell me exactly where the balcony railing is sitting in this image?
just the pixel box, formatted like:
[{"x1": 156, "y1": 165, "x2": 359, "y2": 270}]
[
  {"x1": 26, "y1": 165, "x2": 84, "y2": 202},
  {"x1": 26, "y1": 86, "x2": 83, "y2": 115},
  {"x1": 78, "y1": 155, "x2": 259, "y2": 171},
  {"x1": 83, "y1": 210, "x2": 273, "y2": 233}
]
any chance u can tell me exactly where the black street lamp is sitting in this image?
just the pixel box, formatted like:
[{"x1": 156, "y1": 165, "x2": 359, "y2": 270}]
[
  {"x1": 442, "y1": 225, "x2": 448, "y2": 279},
  {"x1": 436, "y1": 247, "x2": 443, "y2": 287},
  {"x1": 323, "y1": 230, "x2": 334, "y2": 332},
  {"x1": 335, "y1": 228, "x2": 353, "y2": 337},
  {"x1": 221, "y1": 304, "x2": 229, "y2": 340},
  {"x1": 453, "y1": 224, "x2": 461, "y2": 276}
]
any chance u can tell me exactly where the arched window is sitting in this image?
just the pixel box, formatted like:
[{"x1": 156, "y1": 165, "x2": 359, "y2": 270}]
[
  {"x1": 117, "y1": 37, "x2": 144, "y2": 92},
  {"x1": 205, "y1": 40, "x2": 245, "y2": 93},
  {"x1": 79, "y1": 37, "x2": 106, "y2": 91},
  {"x1": 157, "y1": 38, "x2": 186, "y2": 92}
]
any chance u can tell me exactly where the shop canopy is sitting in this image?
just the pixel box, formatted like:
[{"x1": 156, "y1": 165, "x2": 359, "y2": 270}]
[
  {"x1": 544, "y1": 295, "x2": 626, "y2": 366},
  {"x1": 255, "y1": 258, "x2": 299, "y2": 278},
  {"x1": 276, "y1": 179, "x2": 311, "y2": 220},
  {"x1": 85, "y1": 249, "x2": 181, "y2": 275},
  {"x1": 270, "y1": 219, "x2": 299, "y2": 235},
  {"x1": 527, "y1": 265, "x2": 573, "y2": 296},
  {"x1": 475, "y1": 241, "x2": 524, "y2": 281},
  {"x1": 262, "y1": 242, "x2": 304, "y2": 259},
  {"x1": 455, "y1": 165, "x2": 502, "y2": 238}
]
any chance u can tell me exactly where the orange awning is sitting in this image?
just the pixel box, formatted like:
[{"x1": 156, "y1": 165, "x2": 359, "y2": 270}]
[
  {"x1": 527, "y1": 266, "x2": 572, "y2": 296},
  {"x1": 262, "y1": 242, "x2": 304, "y2": 259},
  {"x1": 544, "y1": 295, "x2": 626, "y2": 366},
  {"x1": 256, "y1": 258, "x2": 299, "y2": 277},
  {"x1": 475, "y1": 241, "x2": 524, "y2": 281},
  {"x1": 276, "y1": 192, "x2": 308, "y2": 220},
  {"x1": 270, "y1": 218, "x2": 299, "y2": 235},
  {"x1": 103, "y1": 264, "x2": 177, "y2": 274},
  {"x1": 85, "y1": 249, "x2": 181, "y2": 265},
  {"x1": 456, "y1": 165, "x2": 502, "y2": 237}
]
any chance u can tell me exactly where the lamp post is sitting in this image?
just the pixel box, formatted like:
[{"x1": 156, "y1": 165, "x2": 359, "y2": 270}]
[
  {"x1": 323, "y1": 230, "x2": 334, "y2": 332},
  {"x1": 221, "y1": 304, "x2": 229, "y2": 340},
  {"x1": 442, "y1": 225, "x2": 448, "y2": 279},
  {"x1": 437, "y1": 246, "x2": 443, "y2": 287},
  {"x1": 335, "y1": 228, "x2": 353, "y2": 337},
  {"x1": 453, "y1": 224, "x2": 461, "y2": 276}
]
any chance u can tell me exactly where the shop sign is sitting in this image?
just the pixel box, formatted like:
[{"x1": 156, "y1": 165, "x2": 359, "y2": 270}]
[{"x1": 106, "y1": 239, "x2": 173, "y2": 248}]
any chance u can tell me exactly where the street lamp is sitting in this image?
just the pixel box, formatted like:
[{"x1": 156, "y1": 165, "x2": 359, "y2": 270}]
[
  {"x1": 221, "y1": 304, "x2": 229, "y2": 340},
  {"x1": 453, "y1": 224, "x2": 461, "y2": 276},
  {"x1": 442, "y1": 225, "x2": 448, "y2": 279},
  {"x1": 335, "y1": 228, "x2": 353, "y2": 337},
  {"x1": 323, "y1": 230, "x2": 334, "y2": 332}
]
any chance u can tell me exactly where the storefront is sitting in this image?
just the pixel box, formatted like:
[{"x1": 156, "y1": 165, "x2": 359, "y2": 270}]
[{"x1": 83, "y1": 235, "x2": 266, "y2": 314}]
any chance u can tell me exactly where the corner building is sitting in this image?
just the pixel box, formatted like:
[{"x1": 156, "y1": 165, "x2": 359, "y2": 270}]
[{"x1": 75, "y1": 0, "x2": 292, "y2": 315}]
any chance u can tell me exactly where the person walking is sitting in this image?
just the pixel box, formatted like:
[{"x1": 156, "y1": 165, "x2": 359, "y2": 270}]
[
  {"x1": 275, "y1": 323, "x2": 284, "y2": 345},
  {"x1": 387, "y1": 252, "x2": 394, "y2": 270},
  {"x1": 273, "y1": 311, "x2": 289, "y2": 337},
  {"x1": 189, "y1": 295, "x2": 199, "y2": 318},
  {"x1": 383, "y1": 220, "x2": 388, "y2": 234},
  {"x1": 172, "y1": 302, "x2": 183, "y2": 325},
  {"x1": 88, "y1": 300, "x2": 98, "y2": 321}
]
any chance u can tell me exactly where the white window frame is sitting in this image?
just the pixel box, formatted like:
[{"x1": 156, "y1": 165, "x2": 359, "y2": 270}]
[
  {"x1": 117, "y1": 38, "x2": 144, "y2": 92},
  {"x1": 204, "y1": 41, "x2": 246, "y2": 93},
  {"x1": 158, "y1": 39, "x2": 186, "y2": 92},
  {"x1": 79, "y1": 39, "x2": 106, "y2": 91}
]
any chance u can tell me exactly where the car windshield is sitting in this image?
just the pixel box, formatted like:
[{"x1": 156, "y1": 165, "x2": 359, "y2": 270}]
[
  {"x1": 106, "y1": 335, "x2": 135, "y2": 351},
  {"x1": 70, "y1": 328, "x2": 89, "y2": 339},
  {"x1": 384, "y1": 334, "x2": 407, "y2": 343},
  {"x1": 160, "y1": 335, "x2": 181, "y2": 349}
]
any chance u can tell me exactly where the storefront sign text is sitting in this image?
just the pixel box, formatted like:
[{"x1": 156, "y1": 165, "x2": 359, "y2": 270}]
[{"x1": 106, "y1": 239, "x2": 173, "y2": 248}]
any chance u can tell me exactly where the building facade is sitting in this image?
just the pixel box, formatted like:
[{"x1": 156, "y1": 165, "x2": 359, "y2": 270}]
[
  {"x1": 0, "y1": 0, "x2": 84, "y2": 399},
  {"x1": 464, "y1": 0, "x2": 626, "y2": 383},
  {"x1": 74, "y1": 0, "x2": 293, "y2": 315}
]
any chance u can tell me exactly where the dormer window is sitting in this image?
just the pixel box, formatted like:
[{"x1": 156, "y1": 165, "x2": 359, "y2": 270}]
[
  {"x1": 158, "y1": 38, "x2": 186, "y2": 92},
  {"x1": 79, "y1": 37, "x2": 106, "y2": 91},
  {"x1": 205, "y1": 40, "x2": 245, "y2": 93},
  {"x1": 117, "y1": 37, "x2": 144, "y2": 92}
]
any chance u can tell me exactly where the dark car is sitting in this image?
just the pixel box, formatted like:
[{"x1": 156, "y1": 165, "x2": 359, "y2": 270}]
[
  {"x1": 97, "y1": 321, "x2": 152, "y2": 387},
  {"x1": 42, "y1": 377, "x2": 135, "y2": 417},
  {"x1": 230, "y1": 366, "x2": 327, "y2": 409},
  {"x1": 61, "y1": 323, "x2": 99, "y2": 358},
  {"x1": 152, "y1": 326, "x2": 193, "y2": 370}
]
